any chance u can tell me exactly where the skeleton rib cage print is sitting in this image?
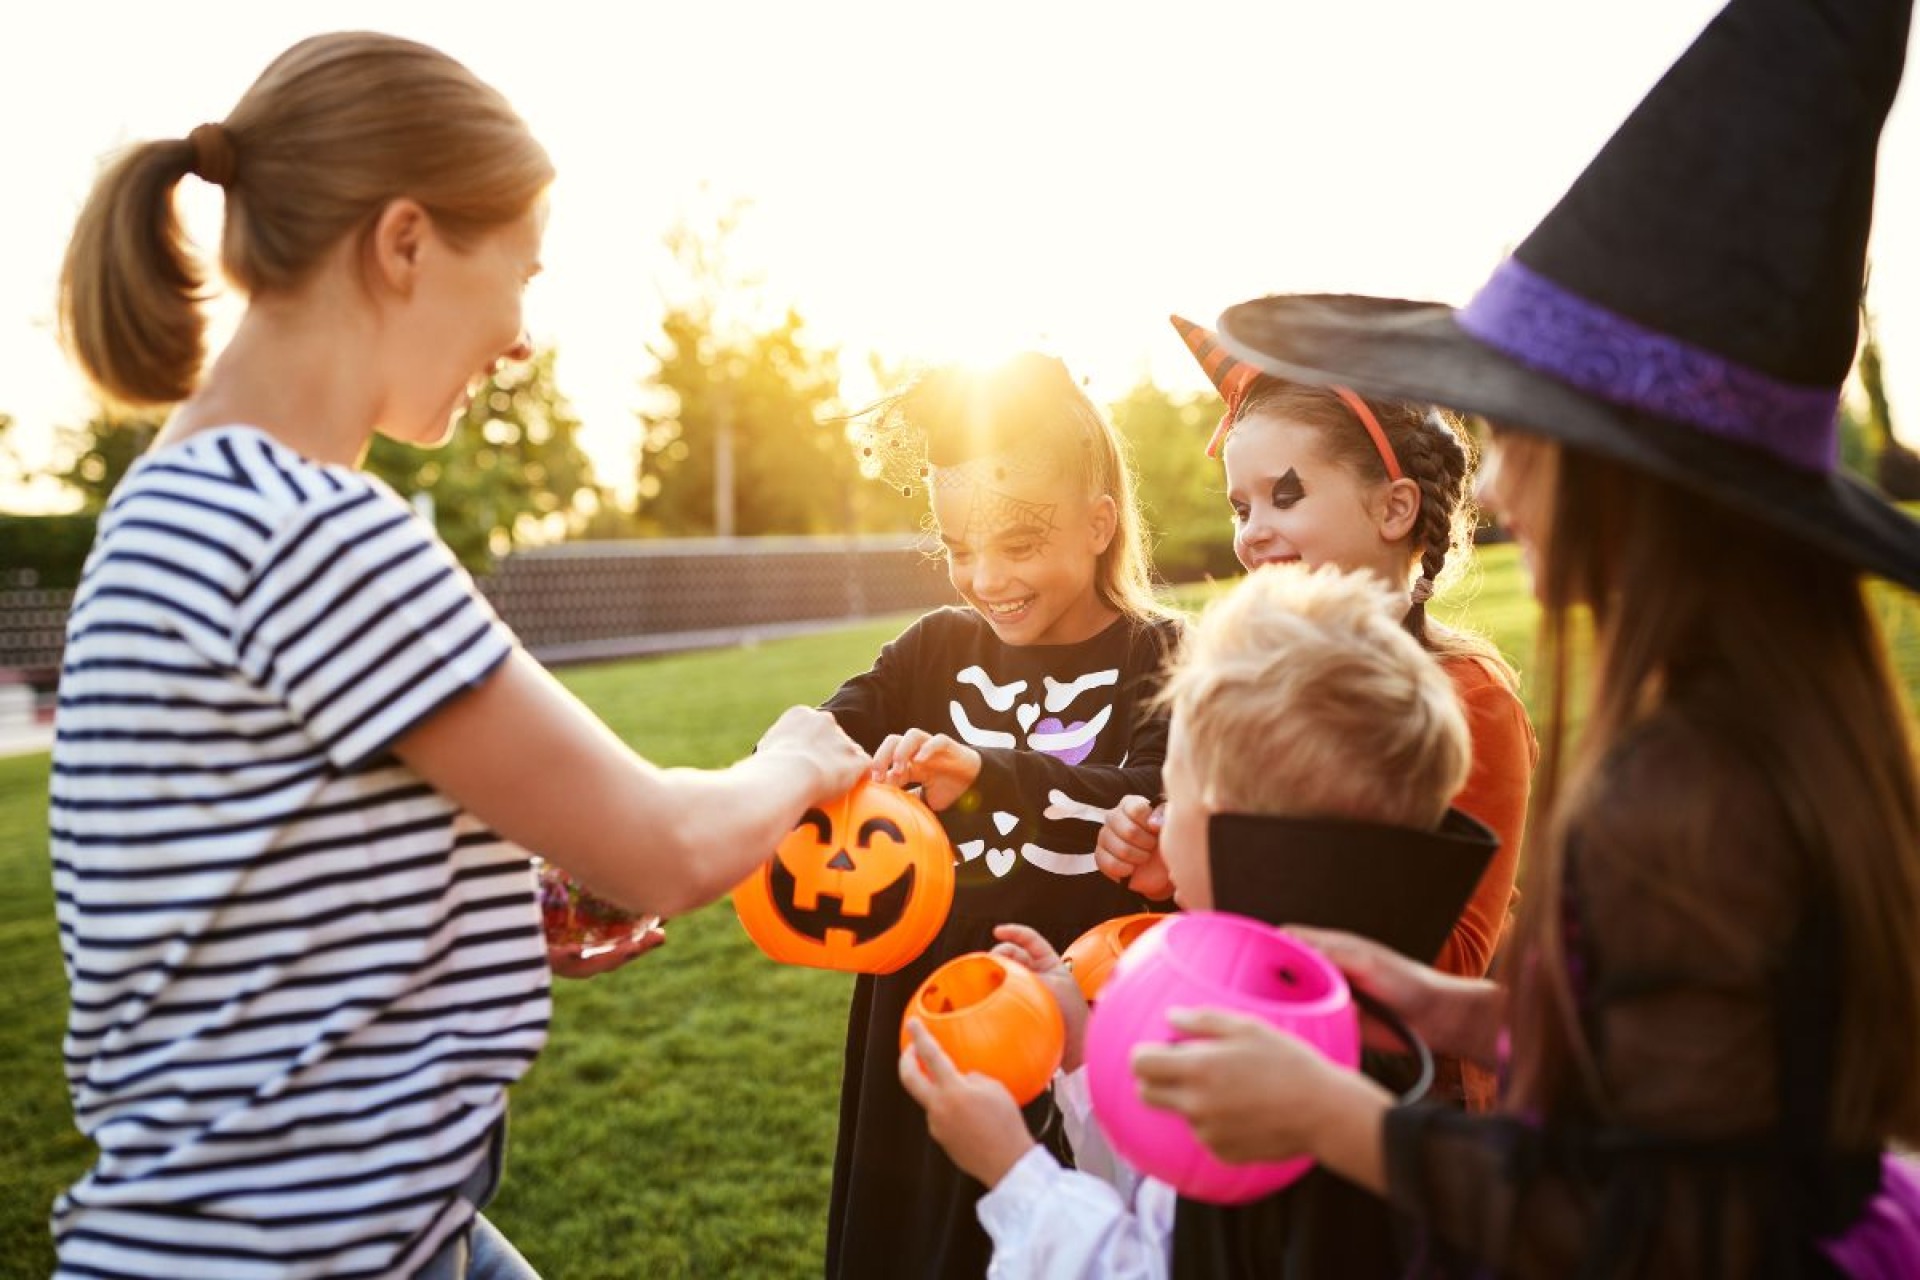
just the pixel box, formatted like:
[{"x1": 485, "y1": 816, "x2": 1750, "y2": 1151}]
[{"x1": 947, "y1": 661, "x2": 1125, "y2": 877}]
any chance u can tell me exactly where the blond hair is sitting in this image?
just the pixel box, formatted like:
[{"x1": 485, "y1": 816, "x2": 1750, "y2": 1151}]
[
  {"x1": 1162, "y1": 563, "x2": 1469, "y2": 830},
  {"x1": 59, "y1": 31, "x2": 553, "y2": 407},
  {"x1": 860, "y1": 352, "x2": 1171, "y2": 623}
]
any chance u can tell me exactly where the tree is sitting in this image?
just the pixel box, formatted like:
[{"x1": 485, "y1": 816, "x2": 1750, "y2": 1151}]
[
  {"x1": 51, "y1": 348, "x2": 599, "y2": 572},
  {"x1": 636, "y1": 202, "x2": 912, "y2": 537},
  {"x1": 365, "y1": 347, "x2": 599, "y2": 570},
  {"x1": 1107, "y1": 379, "x2": 1238, "y2": 582},
  {"x1": 638, "y1": 305, "x2": 863, "y2": 536},
  {"x1": 53, "y1": 412, "x2": 162, "y2": 510}
]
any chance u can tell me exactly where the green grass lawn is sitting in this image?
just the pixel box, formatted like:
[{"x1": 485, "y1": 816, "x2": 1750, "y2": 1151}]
[{"x1": 4, "y1": 546, "x2": 1919, "y2": 1277}]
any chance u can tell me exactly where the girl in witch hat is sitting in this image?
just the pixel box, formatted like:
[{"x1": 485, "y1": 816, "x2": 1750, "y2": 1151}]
[
  {"x1": 1130, "y1": 0, "x2": 1920, "y2": 1275},
  {"x1": 1096, "y1": 316, "x2": 1535, "y2": 1116}
]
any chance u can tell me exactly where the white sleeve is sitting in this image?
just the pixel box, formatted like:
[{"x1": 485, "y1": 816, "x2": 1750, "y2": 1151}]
[
  {"x1": 978, "y1": 1145, "x2": 1176, "y2": 1280},
  {"x1": 1055, "y1": 1065, "x2": 1144, "y2": 1201}
]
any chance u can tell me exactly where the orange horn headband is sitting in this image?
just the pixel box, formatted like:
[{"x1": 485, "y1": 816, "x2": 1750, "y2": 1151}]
[{"x1": 1170, "y1": 314, "x2": 1403, "y2": 480}]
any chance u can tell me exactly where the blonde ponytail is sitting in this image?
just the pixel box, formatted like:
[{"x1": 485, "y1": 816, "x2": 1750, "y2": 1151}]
[{"x1": 59, "y1": 138, "x2": 210, "y2": 406}]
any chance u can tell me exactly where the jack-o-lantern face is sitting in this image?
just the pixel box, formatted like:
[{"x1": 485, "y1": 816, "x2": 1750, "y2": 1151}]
[{"x1": 733, "y1": 780, "x2": 955, "y2": 973}]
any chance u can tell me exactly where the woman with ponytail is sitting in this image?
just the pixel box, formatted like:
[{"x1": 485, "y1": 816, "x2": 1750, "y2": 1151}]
[{"x1": 48, "y1": 32, "x2": 866, "y2": 1279}]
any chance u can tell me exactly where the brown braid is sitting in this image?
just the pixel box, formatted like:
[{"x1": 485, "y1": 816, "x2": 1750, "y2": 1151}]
[{"x1": 1393, "y1": 411, "x2": 1472, "y2": 638}]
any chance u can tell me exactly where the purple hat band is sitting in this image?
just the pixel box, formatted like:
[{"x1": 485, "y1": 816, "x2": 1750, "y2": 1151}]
[{"x1": 1457, "y1": 258, "x2": 1840, "y2": 473}]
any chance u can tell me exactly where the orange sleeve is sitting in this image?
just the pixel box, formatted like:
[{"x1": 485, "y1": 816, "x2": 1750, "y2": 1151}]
[{"x1": 1431, "y1": 657, "x2": 1538, "y2": 982}]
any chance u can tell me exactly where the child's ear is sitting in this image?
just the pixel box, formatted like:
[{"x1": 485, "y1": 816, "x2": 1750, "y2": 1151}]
[
  {"x1": 1087, "y1": 494, "x2": 1118, "y2": 555},
  {"x1": 1377, "y1": 477, "x2": 1422, "y2": 543}
]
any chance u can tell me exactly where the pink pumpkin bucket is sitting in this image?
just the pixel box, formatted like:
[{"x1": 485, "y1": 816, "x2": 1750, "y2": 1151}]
[{"x1": 1083, "y1": 910, "x2": 1360, "y2": 1204}]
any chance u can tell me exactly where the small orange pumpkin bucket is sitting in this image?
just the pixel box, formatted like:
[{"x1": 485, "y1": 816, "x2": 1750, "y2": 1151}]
[{"x1": 900, "y1": 951, "x2": 1065, "y2": 1105}]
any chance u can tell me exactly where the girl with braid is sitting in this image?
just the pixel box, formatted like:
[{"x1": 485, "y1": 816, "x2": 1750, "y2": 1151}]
[{"x1": 1098, "y1": 318, "x2": 1535, "y2": 1109}]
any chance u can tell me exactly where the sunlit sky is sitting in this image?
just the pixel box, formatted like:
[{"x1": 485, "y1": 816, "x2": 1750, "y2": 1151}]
[{"x1": 5, "y1": 0, "x2": 1918, "y2": 511}]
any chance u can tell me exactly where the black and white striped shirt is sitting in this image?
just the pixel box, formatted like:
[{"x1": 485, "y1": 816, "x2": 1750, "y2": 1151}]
[{"x1": 50, "y1": 427, "x2": 551, "y2": 1278}]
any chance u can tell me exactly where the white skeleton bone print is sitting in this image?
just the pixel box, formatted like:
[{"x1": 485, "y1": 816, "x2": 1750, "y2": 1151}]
[{"x1": 948, "y1": 663, "x2": 1120, "y2": 877}]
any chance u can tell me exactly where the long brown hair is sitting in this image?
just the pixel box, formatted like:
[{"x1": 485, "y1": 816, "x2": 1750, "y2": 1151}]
[
  {"x1": 868, "y1": 353, "x2": 1171, "y2": 623},
  {"x1": 60, "y1": 31, "x2": 553, "y2": 408},
  {"x1": 1504, "y1": 444, "x2": 1920, "y2": 1146},
  {"x1": 1233, "y1": 381, "x2": 1519, "y2": 690}
]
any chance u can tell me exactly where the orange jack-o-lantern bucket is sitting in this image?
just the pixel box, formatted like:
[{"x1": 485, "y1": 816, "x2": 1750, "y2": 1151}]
[
  {"x1": 733, "y1": 779, "x2": 955, "y2": 974},
  {"x1": 1063, "y1": 912, "x2": 1169, "y2": 1004},
  {"x1": 900, "y1": 952, "x2": 1065, "y2": 1105}
]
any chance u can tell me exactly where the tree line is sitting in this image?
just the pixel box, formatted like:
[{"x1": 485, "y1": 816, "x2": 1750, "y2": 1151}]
[{"x1": 10, "y1": 225, "x2": 1908, "y2": 583}]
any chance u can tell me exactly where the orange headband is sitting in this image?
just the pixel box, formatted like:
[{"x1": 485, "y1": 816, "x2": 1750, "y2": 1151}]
[
  {"x1": 1214, "y1": 382, "x2": 1405, "y2": 482},
  {"x1": 1329, "y1": 385, "x2": 1404, "y2": 481}
]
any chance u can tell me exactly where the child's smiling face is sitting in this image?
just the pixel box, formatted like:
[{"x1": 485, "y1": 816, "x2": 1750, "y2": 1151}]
[
  {"x1": 1223, "y1": 413, "x2": 1408, "y2": 586},
  {"x1": 931, "y1": 453, "x2": 1118, "y2": 647}
]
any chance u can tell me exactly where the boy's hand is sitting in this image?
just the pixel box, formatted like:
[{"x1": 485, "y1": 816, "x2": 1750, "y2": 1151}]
[
  {"x1": 990, "y1": 923, "x2": 1090, "y2": 1072},
  {"x1": 871, "y1": 729, "x2": 982, "y2": 811},
  {"x1": 899, "y1": 1019, "x2": 1036, "y2": 1188},
  {"x1": 1094, "y1": 796, "x2": 1173, "y2": 900}
]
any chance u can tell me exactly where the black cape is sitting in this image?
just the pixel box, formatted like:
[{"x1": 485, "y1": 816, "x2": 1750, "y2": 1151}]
[{"x1": 1171, "y1": 808, "x2": 1499, "y2": 1280}]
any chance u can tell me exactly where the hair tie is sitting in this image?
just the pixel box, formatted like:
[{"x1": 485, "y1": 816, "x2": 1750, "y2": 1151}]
[
  {"x1": 1410, "y1": 575, "x2": 1437, "y2": 605},
  {"x1": 1329, "y1": 385, "x2": 1403, "y2": 481},
  {"x1": 187, "y1": 123, "x2": 237, "y2": 188}
]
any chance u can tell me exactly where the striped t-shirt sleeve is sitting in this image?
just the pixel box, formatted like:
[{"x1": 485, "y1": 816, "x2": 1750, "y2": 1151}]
[{"x1": 234, "y1": 479, "x2": 515, "y2": 770}]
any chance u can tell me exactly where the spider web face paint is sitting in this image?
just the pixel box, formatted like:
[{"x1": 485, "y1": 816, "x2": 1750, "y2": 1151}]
[
  {"x1": 931, "y1": 453, "x2": 1062, "y2": 550},
  {"x1": 959, "y1": 487, "x2": 1059, "y2": 547}
]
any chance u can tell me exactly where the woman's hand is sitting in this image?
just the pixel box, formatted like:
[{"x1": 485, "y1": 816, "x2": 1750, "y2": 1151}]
[
  {"x1": 1286, "y1": 926, "x2": 1506, "y2": 1067},
  {"x1": 898, "y1": 1018, "x2": 1036, "y2": 1188},
  {"x1": 546, "y1": 920, "x2": 666, "y2": 978},
  {"x1": 990, "y1": 923, "x2": 1091, "y2": 1072},
  {"x1": 757, "y1": 705, "x2": 872, "y2": 801},
  {"x1": 1094, "y1": 796, "x2": 1173, "y2": 900},
  {"x1": 1131, "y1": 1008, "x2": 1391, "y2": 1194},
  {"x1": 870, "y1": 729, "x2": 982, "y2": 811}
]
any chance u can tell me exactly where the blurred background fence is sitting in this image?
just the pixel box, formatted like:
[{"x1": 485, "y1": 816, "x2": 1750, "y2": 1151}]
[
  {"x1": 477, "y1": 535, "x2": 955, "y2": 664},
  {"x1": 0, "y1": 536, "x2": 958, "y2": 694}
]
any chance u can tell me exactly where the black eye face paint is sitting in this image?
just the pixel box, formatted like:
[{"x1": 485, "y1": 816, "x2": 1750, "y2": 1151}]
[{"x1": 1271, "y1": 468, "x2": 1305, "y2": 509}]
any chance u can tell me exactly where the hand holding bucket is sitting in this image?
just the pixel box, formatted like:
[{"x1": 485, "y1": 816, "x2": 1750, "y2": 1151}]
[{"x1": 1083, "y1": 911, "x2": 1361, "y2": 1203}]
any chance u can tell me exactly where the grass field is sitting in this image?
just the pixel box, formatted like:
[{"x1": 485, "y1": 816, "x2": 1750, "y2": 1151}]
[{"x1": 4, "y1": 546, "x2": 1919, "y2": 1277}]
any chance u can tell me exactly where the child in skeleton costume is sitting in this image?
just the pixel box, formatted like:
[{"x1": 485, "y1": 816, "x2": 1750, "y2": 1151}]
[
  {"x1": 822, "y1": 353, "x2": 1182, "y2": 1280},
  {"x1": 1132, "y1": 0, "x2": 1920, "y2": 1275},
  {"x1": 898, "y1": 563, "x2": 1495, "y2": 1280}
]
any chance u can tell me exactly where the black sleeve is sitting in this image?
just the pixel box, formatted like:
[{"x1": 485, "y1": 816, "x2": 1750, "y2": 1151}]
[{"x1": 822, "y1": 614, "x2": 932, "y2": 753}]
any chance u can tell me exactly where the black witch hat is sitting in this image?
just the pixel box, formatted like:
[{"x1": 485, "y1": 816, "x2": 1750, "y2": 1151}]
[{"x1": 1216, "y1": 0, "x2": 1920, "y2": 588}]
